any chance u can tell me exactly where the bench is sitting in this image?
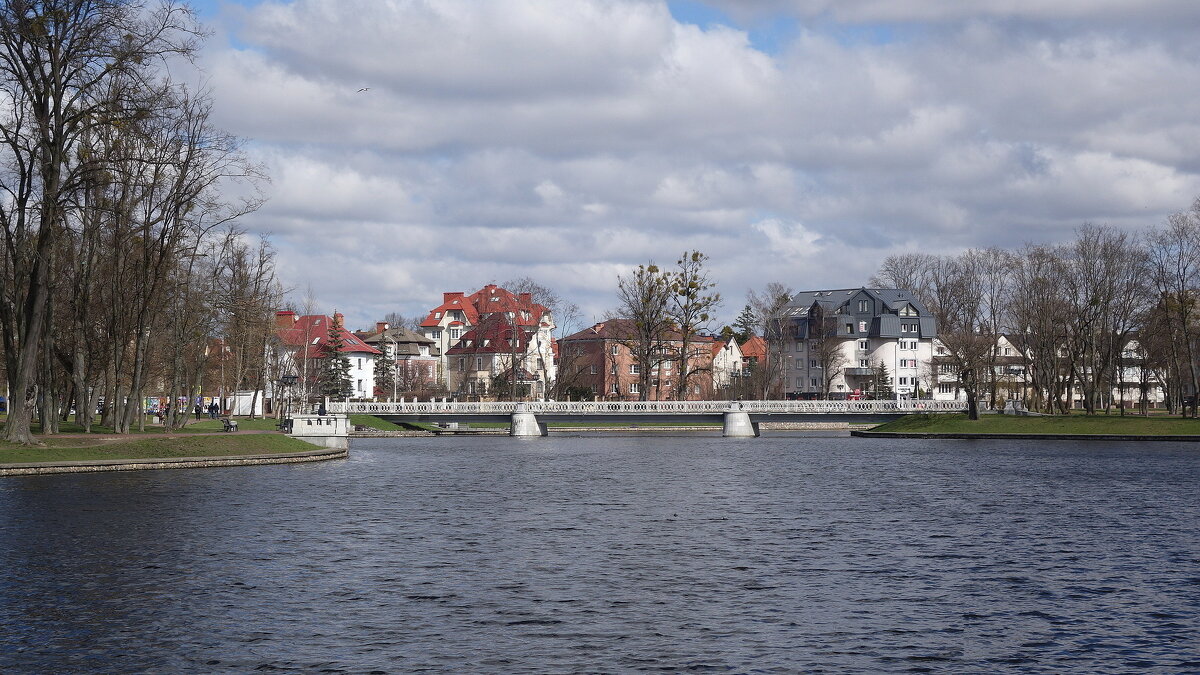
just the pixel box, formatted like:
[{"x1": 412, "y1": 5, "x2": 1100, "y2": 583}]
[{"x1": 221, "y1": 418, "x2": 238, "y2": 432}]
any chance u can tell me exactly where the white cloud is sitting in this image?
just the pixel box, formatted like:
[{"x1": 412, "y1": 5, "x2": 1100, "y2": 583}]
[{"x1": 193, "y1": 0, "x2": 1200, "y2": 327}]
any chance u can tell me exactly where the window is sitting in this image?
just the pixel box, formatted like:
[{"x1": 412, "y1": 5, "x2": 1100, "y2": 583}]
[
  {"x1": 610, "y1": 344, "x2": 619, "y2": 355},
  {"x1": 809, "y1": 359, "x2": 819, "y2": 368},
  {"x1": 939, "y1": 364, "x2": 955, "y2": 374},
  {"x1": 630, "y1": 363, "x2": 640, "y2": 375},
  {"x1": 898, "y1": 377, "x2": 909, "y2": 385},
  {"x1": 899, "y1": 304, "x2": 916, "y2": 316},
  {"x1": 936, "y1": 346, "x2": 946, "y2": 355},
  {"x1": 356, "y1": 379, "x2": 362, "y2": 392},
  {"x1": 858, "y1": 299, "x2": 869, "y2": 312},
  {"x1": 939, "y1": 383, "x2": 954, "y2": 394},
  {"x1": 434, "y1": 312, "x2": 441, "y2": 319},
  {"x1": 357, "y1": 359, "x2": 363, "y2": 369},
  {"x1": 590, "y1": 365, "x2": 597, "y2": 374},
  {"x1": 859, "y1": 321, "x2": 867, "y2": 332},
  {"x1": 458, "y1": 357, "x2": 465, "y2": 372},
  {"x1": 475, "y1": 357, "x2": 483, "y2": 370},
  {"x1": 449, "y1": 328, "x2": 462, "y2": 340},
  {"x1": 810, "y1": 378, "x2": 819, "y2": 388},
  {"x1": 1004, "y1": 347, "x2": 1012, "y2": 356},
  {"x1": 662, "y1": 360, "x2": 671, "y2": 370},
  {"x1": 858, "y1": 340, "x2": 869, "y2": 350},
  {"x1": 859, "y1": 359, "x2": 869, "y2": 368},
  {"x1": 611, "y1": 363, "x2": 617, "y2": 375},
  {"x1": 610, "y1": 382, "x2": 619, "y2": 394},
  {"x1": 845, "y1": 322, "x2": 854, "y2": 333},
  {"x1": 900, "y1": 359, "x2": 916, "y2": 368},
  {"x1": 796, "y1": 342, "x2": 804, "y2": 352},
  {"x1": 431, "y1": 330, "x2": 441, "y2": 341},
  {"x1": 629, "y1": 383, "x2": 639, "y2": 394},
  {"x1": 900, "y1": 324, "x2": 911, "y2": 333}
]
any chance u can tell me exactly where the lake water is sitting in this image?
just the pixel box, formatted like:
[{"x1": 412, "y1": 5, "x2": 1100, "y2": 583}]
[{"x1": 1, "y1": 432, "x2": 1198, "y2": 673}]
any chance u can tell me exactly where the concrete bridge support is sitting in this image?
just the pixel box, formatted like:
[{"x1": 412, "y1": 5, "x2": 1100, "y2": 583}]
[
  {"x1": 723, "y1": 403, "x2": 759, "y2": 437},
  {"x1": 510, "y1": 404, "x2": 548, "y2": 437},
  {"x1": 287, "y1": 413, "x2": 350, "y2": 449}
]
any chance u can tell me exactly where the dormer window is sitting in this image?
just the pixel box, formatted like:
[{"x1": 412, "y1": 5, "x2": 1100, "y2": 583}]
[{"x1": 434, "y1": 312, "x2": 442, "y2": 319}]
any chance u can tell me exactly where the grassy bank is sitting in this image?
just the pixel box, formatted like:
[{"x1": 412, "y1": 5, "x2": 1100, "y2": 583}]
[
  {"x1": 0, "y1": 431, "x2": 318, "y2": 464},
  {"x1": 349, "y1": 414, "x2": 408, "y2": 431},
  {"x1": 873, "y1": 413, "x2": 1200, "y2": 435}
]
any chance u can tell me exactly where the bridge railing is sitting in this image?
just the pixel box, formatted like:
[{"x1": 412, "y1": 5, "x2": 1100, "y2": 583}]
[{"x1": 329, "y1": 399, "x2": 966, "y2": 415}]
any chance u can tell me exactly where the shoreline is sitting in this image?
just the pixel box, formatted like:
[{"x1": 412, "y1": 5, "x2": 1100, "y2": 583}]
[
  {"x1": 852, "y1": 429, "x2": 1200, "y2": 442},
  {"x1": 0, "y1": 447, "x2": 348, "y2": 476}
]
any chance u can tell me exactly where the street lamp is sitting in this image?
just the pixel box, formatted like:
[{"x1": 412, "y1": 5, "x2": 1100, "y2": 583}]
[{"x1": 279, "y1": 374, "x2": 298, "y2": 431}]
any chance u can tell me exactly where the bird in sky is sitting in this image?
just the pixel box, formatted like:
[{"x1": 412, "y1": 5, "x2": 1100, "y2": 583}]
[{"x1": 357, "y1": 87, "x2": 370, "y2": 92}]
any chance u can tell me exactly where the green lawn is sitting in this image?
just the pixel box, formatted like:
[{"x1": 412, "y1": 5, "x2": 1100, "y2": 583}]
[
  {"x1": 873, "y1": 413, "x2": 1200, "y2": 435},
  {"x1": 349, "y1": 414, "x2": 406, "y2": 431},
  {"x1": 0, "y1": 433, "x2": 320, "y2": 464}
]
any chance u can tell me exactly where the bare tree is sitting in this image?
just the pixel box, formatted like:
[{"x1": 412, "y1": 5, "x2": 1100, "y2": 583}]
[
  {"x1": 0, "y1": 0, "x2": 199, "y2": 442},
  {"x1": 1147, "y1": 203, "x2": 1200, "y2": 417},
  {"x1": 668, "y1": 251, "x2": 720, "y2": 400},
  {"x1": 613, "y1": 262, "x2": 671, "y2": 400},
  {"x1": 748, "y1": 282, "x2": 793, "y2": 398}
]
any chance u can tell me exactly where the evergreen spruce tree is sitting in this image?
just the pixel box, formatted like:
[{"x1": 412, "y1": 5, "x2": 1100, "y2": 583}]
[
  {"x1": 318, "y1": 316, "x2": 353, "y2": 399},
  {"x1": 872, "y1": 360, "x2": 895, "y2": 399},
  {"x1": 374, "y1": 345, "x2": 395, "y2": 398},
  {"x1": 734, "y1": 304, "x2": 757, "y2": 342}
]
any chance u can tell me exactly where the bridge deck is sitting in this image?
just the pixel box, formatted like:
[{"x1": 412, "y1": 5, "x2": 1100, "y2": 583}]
[{"x1": 332, "y1": 400, "x2": 964, "y2": 422}]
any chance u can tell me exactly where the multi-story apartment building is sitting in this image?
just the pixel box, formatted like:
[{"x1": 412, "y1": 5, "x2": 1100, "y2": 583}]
[
  {"x1": 420, "y1": 284, "x2": 555, "y2": 389},
  {"x1": 445, "y1": 313, "x2": 558, "y2": 400},
  {"x1": 777, "y1": 288, "x2": 938, "y2": 399},
  {"x1": 559, "y1": 320, "x2": 715, "y2": 400}
]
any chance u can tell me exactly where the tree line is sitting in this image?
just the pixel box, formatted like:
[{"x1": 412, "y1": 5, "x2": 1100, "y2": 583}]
[
  {"x1": 872, "y1": 201, "x2": 1200, "y2": 418},
  {"x1": 0, "y1": 0, "x2": 273, "y2": 443}
]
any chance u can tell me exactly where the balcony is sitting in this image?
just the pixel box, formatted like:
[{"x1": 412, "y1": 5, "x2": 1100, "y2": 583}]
[{"x1": 844, "y1": 367, "x2": 873, "y2": 377}]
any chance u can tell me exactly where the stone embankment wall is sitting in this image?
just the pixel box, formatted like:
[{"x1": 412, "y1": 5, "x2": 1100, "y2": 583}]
[{"x1": 0, "y1": 448, "x2": 347, "y2": 477}]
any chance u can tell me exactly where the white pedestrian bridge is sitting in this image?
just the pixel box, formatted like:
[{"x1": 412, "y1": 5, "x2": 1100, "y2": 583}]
[{"x1": 329, "y1": 399, "x2": 966, "y2": 437}]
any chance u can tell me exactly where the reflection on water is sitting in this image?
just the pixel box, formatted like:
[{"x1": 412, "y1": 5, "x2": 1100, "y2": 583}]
[{"x1": 2, "y1": 433, "x2": 1198, "y2": 673}]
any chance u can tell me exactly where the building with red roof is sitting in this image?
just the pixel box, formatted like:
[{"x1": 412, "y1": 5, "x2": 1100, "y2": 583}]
[
  {"x1": 420, "y1": 284, "x2": 556, "y2": 391},
  {"x1": 274, "y1": 311, "x2": 381, "y2": 400},
  {"x1": 558, "y1": 320, "x2": 715, "y2": 401}
]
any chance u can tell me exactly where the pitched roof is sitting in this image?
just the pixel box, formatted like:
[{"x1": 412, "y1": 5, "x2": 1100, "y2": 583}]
[
  {"x1": 356, "y1": 326, "x2": 441, "y2": 357},
  {"x1": 561, "y1": 319, "x2": 691, "y2": 342},
  {"x1": 445, "y1": 316, "x2": 538, "y2": 355},
  {"x1": 277, "y1": 314, "x2": 382, "y2": 358},
  {"x1": 740, "y1": 335, "x2": 766, "y2": 358},
  {"x1": 420, "y1": 284, "x2": 550, "y2": 329}
]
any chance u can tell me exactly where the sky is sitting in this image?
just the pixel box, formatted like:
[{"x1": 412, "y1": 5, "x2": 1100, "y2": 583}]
[{"x1": 182, "y1": 0, "x2": 1200, "y2": 331}]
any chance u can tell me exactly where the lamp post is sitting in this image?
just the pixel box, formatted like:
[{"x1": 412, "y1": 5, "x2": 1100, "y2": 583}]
[{"x1": 279, "y1": 374, "x2": 297, "y2": 431}]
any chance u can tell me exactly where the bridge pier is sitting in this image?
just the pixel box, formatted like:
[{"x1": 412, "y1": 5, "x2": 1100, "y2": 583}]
[
  {"x1": 723, "y1": 403, "x2": 759, "y2": 437},
  {"x1": 510, "y1": 403, "x2": 548, "y2": 437}
]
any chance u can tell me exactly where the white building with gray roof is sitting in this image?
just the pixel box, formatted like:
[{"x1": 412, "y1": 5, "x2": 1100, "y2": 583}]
[{"x1": 778, "y1": 288, "x2": 938, "y2": 399}]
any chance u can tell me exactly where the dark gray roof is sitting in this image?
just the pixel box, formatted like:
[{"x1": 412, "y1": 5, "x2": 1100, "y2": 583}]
[
  {"x1": 786, "y1": 287, "x2": 936, "y2": 339},
  {"x1": 360, "y1": 327, "x2": 441, "y2": 356}
]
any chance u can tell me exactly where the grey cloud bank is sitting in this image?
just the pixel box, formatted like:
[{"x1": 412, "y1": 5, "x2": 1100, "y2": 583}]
[{"x1": 192, "y1": 0, "x2": 1200, "y2": 329}]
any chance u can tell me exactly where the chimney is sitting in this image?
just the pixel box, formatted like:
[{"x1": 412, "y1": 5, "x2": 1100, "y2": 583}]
[
  {"x1": 333, "y1": 312, "x2": 343, "y2": 328},
  {"x1": 275, "y1": 310, "x2": 296, "y2": 330},
  {"x1": 376, "y1": 321, "x2": 389, "y2": 333},
  {"x1": 518, "y1": 292, "x2": 532, "y2": 305},
  {"x1": 443, "y1": 292, "x2": 465, "y2": 303}
]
